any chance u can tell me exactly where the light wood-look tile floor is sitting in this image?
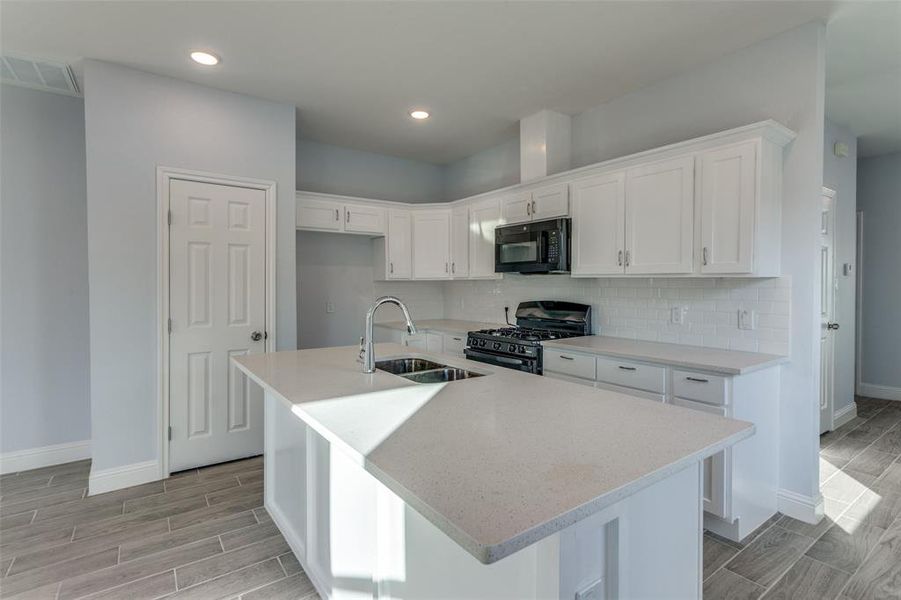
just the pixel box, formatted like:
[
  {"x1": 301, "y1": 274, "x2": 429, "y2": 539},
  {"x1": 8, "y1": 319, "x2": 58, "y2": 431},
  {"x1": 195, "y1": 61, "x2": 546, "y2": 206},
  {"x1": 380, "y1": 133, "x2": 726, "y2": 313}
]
[
  {"x1": 0, "y1": 456, "x2": 319, "y2": 600},
  {"x1": 4, "y1": 398, "x2": 900, "y2": 600},
  {"x1": 704, "y1": 397, "x2": 901, "y2": 600}
]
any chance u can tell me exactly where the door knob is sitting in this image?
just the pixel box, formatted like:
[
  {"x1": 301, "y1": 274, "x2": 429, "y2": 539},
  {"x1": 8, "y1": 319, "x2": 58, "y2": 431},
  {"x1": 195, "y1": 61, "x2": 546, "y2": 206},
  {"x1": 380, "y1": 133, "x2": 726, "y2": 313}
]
[
  {"x1": 827, "y1": 322, "x2": 840, "y2": 330},
  {"x1": 251, "y1": 331, "x2": 264, "y2": 341}
]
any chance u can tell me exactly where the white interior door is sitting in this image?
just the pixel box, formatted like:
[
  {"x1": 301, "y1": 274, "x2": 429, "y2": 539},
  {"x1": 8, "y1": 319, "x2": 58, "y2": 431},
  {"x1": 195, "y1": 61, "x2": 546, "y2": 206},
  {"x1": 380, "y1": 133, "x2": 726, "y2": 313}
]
[
  {"x1": 169, "y1": 179, "x2": 267, "y2": 472},
  {"x1": 820, "y1": 190, "x2": 837, "y2": 434}
]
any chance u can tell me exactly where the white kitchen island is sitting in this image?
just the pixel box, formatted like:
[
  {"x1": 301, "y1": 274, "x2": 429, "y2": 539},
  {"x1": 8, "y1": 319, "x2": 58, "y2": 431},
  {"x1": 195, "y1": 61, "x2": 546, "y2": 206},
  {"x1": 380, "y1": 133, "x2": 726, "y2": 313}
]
[{"x1": 234, "y1": 344, "x2": 754, "y2": 600}]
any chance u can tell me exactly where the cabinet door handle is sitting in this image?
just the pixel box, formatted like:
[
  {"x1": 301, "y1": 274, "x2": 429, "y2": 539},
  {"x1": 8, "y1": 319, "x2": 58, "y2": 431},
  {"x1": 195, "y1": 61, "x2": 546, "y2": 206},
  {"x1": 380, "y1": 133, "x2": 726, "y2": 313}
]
[
  {"x1": 702, "y1": 247, "x2": 709, "y2": 266},
  {"x1": 335, "y1": 208, "x2": 340, "y2": 221},
  {"x1": 686, "y1": 376, "x2": 709, "y2": 383},
  {"x1": 559, "y1": 355, "x2": 574, "y2": 360},
  {"x1": 617, "y1": 250, "x2": 623, "y2": 266},
  {"x1": 618, "y1": 365, "x2": 637, "y2": 371},
  {"x1": 445, "y1": 262, "x2": 449, "y2": 273},
  {"x1": 624, "y1": 250, "x2": 631, "y2": 267},
  {"x1": 452, "y1": 262, "x2": 455, "y2": 274},
  {"x1": 532, "y1": 199, "x2": 537, "y2": 215},
  {"x1": 526, "y1": 201, "x2": 531, "y2": 216},
  {"x1": 346, "y1": 210, "x2": 350, "y2": 223}
]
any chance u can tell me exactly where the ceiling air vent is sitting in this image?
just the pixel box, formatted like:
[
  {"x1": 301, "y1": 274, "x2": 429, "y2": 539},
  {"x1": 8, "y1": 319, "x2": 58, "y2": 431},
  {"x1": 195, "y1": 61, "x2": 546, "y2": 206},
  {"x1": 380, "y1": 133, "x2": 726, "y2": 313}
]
[{"x1": 1, "y1": 54, "x2": 80, "y2": 96}]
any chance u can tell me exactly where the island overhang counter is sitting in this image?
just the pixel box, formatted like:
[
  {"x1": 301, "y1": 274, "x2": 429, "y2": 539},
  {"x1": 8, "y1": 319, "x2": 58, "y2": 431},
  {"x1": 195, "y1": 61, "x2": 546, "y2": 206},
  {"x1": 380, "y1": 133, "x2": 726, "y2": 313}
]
[{"x1": 233, "y1": 344, "x2": 754, "y2": 600}]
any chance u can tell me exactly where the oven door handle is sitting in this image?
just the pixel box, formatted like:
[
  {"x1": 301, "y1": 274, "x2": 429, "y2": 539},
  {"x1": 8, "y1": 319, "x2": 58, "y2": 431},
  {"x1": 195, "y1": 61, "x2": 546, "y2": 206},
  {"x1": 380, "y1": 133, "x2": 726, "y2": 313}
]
[{"x1": 465, "y1": 349, "x2": 527, "y2": 366}]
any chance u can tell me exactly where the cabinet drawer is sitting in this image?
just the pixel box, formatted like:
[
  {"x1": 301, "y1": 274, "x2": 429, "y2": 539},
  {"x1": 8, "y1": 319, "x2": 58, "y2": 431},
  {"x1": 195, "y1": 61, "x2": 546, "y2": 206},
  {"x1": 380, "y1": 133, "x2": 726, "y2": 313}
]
[
  {"x1": 544, "y1": 351, "x2": 596, "y2": 380},
  {"x1": 596, "y1": 357, "x2": 665, "y2": 394},
  {"x1": 442, "y1": 333, "x2": 466, "y2": 356},
  {"x1": 672, "y1": 370, "x2": 728, "y2": 406}
]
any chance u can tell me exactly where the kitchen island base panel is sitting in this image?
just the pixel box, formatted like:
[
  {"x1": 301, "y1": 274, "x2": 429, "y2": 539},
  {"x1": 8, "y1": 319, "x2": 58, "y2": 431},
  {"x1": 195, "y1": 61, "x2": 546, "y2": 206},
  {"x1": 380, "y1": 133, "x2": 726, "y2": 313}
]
[{"x1": 264, "y1": 391, "x2": 704, "y2": 600}]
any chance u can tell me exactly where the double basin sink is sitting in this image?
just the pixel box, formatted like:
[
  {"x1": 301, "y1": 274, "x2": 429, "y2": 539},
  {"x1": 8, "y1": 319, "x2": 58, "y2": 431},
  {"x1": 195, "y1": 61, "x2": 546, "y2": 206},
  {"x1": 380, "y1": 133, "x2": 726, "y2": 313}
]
[{"x1": 375, "y1": 357, "x2": 485, "y2": 384}]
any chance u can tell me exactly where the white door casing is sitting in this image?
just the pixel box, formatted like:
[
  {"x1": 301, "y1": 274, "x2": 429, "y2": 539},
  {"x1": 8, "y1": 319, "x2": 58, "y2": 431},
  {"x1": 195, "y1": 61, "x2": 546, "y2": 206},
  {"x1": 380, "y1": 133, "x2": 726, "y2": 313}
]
[
  {"x1": 820, "y1": 189, "x2": 837, "y2": 434},
  {"x1": 571, "y1": 172, "x2": 626, "y2": 276},
  {"x1": 625, "y1": 156, "x2": 695, "y2": 274},
  {"x1": 168, "y1": 179, "x2": 267, "y2": 471}
]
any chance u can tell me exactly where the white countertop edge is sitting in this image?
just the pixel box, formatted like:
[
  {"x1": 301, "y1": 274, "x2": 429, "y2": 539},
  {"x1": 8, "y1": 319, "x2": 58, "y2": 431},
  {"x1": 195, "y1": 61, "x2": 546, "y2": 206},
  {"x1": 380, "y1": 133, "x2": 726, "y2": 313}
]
[
  {"x1": 234, "y1": 358, "x2": 754, "y2": 565},
  {"x1": 542, "y1": 339, "x2": 788, "y2": 375}
]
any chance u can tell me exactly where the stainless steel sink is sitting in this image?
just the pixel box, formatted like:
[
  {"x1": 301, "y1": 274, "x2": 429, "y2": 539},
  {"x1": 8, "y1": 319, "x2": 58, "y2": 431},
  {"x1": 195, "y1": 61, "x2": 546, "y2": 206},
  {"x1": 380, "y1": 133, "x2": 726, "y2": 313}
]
[
  {"x1": 375, "y1": 358, "x2": 446, "y2": 375},
  {"x1": 399, "y1": 367, "x2": 484, "y2": 384},
  {"x1": 375, "y1": 357, "x2": 485, "y2": 383}
]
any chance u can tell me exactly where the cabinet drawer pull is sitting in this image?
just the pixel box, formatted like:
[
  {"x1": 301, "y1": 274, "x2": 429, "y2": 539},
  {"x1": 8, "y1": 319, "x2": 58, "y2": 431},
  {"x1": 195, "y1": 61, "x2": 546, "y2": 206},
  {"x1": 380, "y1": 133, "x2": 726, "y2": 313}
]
[
  {"x1": 559, "y1": 355, "x2": 575, "y2": 360},
  {"x1": 335, "y1": 208, "x2": 340, "y2": 221},
  {"x1": 452, "y1": 337, "x2": 462, "y2": 341},
  {"x1": 686, "y1": 376, "x2": 709, "y2": 383},
  {"x1": 618, "y1": 365, "x2": 637, "y2": 371}
]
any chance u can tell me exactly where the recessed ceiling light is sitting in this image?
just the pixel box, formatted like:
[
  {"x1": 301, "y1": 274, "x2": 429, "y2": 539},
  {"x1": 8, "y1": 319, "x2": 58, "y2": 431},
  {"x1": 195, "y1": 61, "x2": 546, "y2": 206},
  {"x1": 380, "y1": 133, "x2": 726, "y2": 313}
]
[
  {"x1": 410, "y1": 110, "x2": 430, "y2": 120},
  {"x1": 190, "y1": 51, "x2": 220, "y2": 66}
]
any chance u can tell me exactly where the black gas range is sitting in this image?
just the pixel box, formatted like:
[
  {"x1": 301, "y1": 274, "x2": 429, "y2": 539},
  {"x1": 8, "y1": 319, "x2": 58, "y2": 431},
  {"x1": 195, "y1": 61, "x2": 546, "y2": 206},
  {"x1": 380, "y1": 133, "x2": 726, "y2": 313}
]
[{"x1": 464, "y1": 301, "x2": 592, "y2": 374}]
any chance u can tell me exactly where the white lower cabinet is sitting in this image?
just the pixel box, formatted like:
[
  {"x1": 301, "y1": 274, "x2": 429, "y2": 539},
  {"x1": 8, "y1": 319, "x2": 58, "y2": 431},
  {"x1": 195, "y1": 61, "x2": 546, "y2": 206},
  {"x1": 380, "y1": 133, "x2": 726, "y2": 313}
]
[
  {"x1": 442, "y1": 333, "x2": 466, "y2": 357},
  {"x1": 544, "y1": 348, "x2": 779, "y2": 542}
]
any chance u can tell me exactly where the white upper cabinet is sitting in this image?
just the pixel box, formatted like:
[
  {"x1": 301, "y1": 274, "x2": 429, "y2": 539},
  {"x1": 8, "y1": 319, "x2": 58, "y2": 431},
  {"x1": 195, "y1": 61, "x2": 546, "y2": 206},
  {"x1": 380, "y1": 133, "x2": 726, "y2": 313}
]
[
  {"x1": 412, "y1": 210, "x2": 451, "y2": 279},
  {"x1": 469, "y1": 197, "x2": 502, "y2": 279},
  {"x1": 625, "y1": 156, "x2": 695, "y2": 274},
  {"x1": 531, "y1": 183, "x2": 569, "y2": 221},
  {"x1": 571, "y1": 172, "x2": 626, "y2": 276},
  {"x1": 386, "y1": 209, "x2": 412, "y2": 279},
  {"x1": 450, "y1": 205, "x2": 470, "y2": 278},
  {"x1": 344, "y1": 203, "x2": 386, "y2": 235},
  {"x1": 297, "y1": 197, "x2": 342, "y2": 231},
  {"x1": 501, "y1": 184, "x2": 569, "y2": 225},
  {"x1": 297, "y1": 194, "x2": 385, "y2": 235},
  {"x1": 698, "y1": 141, "x2": 756, "y2": 274},
  {"x1": 501, "y1": 190, "x2": 533, "y2": 224}
]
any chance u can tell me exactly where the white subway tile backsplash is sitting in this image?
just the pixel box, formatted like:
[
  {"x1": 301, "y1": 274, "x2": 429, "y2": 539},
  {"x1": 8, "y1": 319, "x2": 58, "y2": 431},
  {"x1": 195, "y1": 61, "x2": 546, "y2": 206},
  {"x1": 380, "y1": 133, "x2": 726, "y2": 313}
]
[{"x1": 441, "y1": 275, "x2": 791, "y2": 356}]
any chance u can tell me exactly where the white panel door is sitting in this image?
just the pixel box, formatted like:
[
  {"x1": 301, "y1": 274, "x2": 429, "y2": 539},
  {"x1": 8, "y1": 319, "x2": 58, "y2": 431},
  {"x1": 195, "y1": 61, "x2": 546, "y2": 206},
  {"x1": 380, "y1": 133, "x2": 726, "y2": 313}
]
[
  {"x1": 450, "y1": 205, "x2": 470, "y2": 278},
  {"x1": 386, "y1": 209, "x2": 412, "y2": 279},
  {"x1": 500, "y1": 191, "x2": 533, "y2": 224},
  {"x1": 571, "y1": 172, "x2": 626, "y2": 275},
  {"x1": 469, "y1": 197, "x2": 501, "y2": 278},
  {"x1": 169, "y1": 179, "x2": 266, "y2": 471},
  {"x1": 699, "y1": 142, "x2": 757, "y2": 274},
  {"x1": 625, "y1": 156, "x2": 695, "y2": 274},
  {"x1": 820, "y1": 191, "x2": 837, "y2": 434},
  {"x1": 296, "y1": 197, "x2": 342, "y2": 231},
  {"x1": 344, "y1": 203, "x2": 385, "y2": 235},
  {"x1": 412, "y1": 210, "x2": 451, "y2": 279},
  {"x1": 531, "y1": 183, "x2": 569, "y2": 220}
]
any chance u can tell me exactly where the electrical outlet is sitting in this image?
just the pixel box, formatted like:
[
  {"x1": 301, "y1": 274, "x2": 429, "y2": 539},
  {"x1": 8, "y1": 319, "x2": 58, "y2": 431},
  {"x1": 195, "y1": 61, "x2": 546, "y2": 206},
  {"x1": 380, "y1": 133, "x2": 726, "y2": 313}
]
[
  {"x1": 326, "y1": 302, "x2": 335, "y2": 314},
  {"x1": 738, "y1": 308, "x2": 757, "y2": 330},
  {"x1": 575, "y1": 578, "x2": 604, "y2": 600},
  {"x1": 671, "y1": 306, "x2": 686, "y2": 325}
]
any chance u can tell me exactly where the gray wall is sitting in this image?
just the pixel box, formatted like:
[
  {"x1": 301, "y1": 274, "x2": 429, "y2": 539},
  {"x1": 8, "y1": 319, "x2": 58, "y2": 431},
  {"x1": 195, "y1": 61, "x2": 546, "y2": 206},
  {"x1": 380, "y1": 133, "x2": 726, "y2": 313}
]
[
  {"x1": 83, "y1": 61, "x2": 296, "y2": 472},
  {"x1": 0, "y1": 84, "x2": 91, "y2": 453},
  {"x1": 437, "y1": 23, "x2": 827, "y2": 503},
  {"x1": 857, "y1": 152, "x2": 901, "y2": 390},
  {"x1": 297, "y1": 138, "x2": 443, "y2": 203},
  {"x1": 823, "y1": 121, "x2": 858, "y2": 414},
  {"x1": 296, "y1": 232, "x2": 445, "y2": 349},
  {"x1": 443, "y1": 136, "x2": 520, "y2": 201}
]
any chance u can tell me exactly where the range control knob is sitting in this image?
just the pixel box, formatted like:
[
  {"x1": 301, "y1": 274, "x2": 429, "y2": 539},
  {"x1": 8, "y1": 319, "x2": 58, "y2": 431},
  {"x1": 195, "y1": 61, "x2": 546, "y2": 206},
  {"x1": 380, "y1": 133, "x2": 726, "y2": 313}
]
[
  {"x1": 509, "y1": 344, "x2": 517, "y2": 352},
  {"x1": 493, "y1": 342, "x2": 502, "y2": 350},
  {"x1": 518, "y1": 345, "x2": 526, "y2": 353},
  {"x1": 479, "y1": 339, "x2": 486, "y2": 347}
]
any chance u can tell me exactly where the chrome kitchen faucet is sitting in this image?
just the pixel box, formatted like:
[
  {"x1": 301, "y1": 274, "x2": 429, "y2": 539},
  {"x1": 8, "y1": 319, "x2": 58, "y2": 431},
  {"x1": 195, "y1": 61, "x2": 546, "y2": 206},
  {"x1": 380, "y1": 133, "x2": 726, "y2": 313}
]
[{"x1": 360, "y1": 296, "x2": 417, "y2": 373}]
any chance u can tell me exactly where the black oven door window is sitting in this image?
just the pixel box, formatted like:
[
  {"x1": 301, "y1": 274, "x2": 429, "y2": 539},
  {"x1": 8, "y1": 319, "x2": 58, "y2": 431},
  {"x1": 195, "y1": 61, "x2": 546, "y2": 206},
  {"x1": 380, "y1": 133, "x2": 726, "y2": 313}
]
[{"x1": 499, "y1": 240, "x2": 539, "y2": 264}]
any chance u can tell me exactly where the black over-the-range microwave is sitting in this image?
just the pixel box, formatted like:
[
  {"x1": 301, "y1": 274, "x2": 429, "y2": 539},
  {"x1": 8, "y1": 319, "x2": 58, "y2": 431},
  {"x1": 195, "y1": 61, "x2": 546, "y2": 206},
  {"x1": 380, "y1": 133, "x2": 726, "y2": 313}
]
[{"x1": 494, "y1": 218, "x2": 571, "y2": 274}]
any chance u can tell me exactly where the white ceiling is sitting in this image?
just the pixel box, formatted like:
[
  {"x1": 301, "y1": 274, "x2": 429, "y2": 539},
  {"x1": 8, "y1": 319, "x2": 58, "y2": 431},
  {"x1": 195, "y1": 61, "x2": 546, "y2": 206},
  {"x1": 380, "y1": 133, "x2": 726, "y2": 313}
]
[{"x1": 2, "y1": 1, "x2": 896, "y2": 163}]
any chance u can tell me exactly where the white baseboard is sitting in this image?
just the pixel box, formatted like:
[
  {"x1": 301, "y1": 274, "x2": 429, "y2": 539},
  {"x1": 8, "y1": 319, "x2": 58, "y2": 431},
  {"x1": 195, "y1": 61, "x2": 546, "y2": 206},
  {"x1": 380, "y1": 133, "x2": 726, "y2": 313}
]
[
  {"x1": 0, "y1": 440, "x2": 91, "y2": 475},
  {"x1": 833, "y1": 403, "x2": 858, "y2": 429},
  {"x1": 89, "y1": 460, "x2": 160, "y2": 496},
  {"x1": 858, "y1": 383, "x2": 901, "y2": 401},
  {"x1": 777, "y1": 489, "x2": 824, "y2": 524}
]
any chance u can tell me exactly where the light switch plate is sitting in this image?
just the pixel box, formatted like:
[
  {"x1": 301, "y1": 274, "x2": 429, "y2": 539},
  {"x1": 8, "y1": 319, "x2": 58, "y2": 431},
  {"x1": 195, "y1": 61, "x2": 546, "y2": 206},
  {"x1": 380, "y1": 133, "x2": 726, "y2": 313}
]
[
  {"x1": 326, "y1": 302, "x2": 335, "y2": 314},
  {"x1": 671, "y1": 306, "x2": 686, "y2": 325},
  {"x1": 738, "y1": 309, "x2": 757, "y2": 330},
  {"x1": 575, "y1": 578, "x2": 604, "y2": 600}
]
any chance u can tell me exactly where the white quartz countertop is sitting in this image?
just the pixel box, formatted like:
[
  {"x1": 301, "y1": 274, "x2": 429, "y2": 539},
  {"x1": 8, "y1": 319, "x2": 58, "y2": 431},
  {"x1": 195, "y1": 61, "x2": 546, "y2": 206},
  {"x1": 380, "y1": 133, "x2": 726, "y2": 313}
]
[
  {"x1": 234, "y1": 344, "x2": 753, "y2": 564},
  {"x1": 544, "y1": 336, "x2": 788, "y2": 375},
  {"x1": 375, "y1": 319, "x2": 504, "y2": 335}
]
